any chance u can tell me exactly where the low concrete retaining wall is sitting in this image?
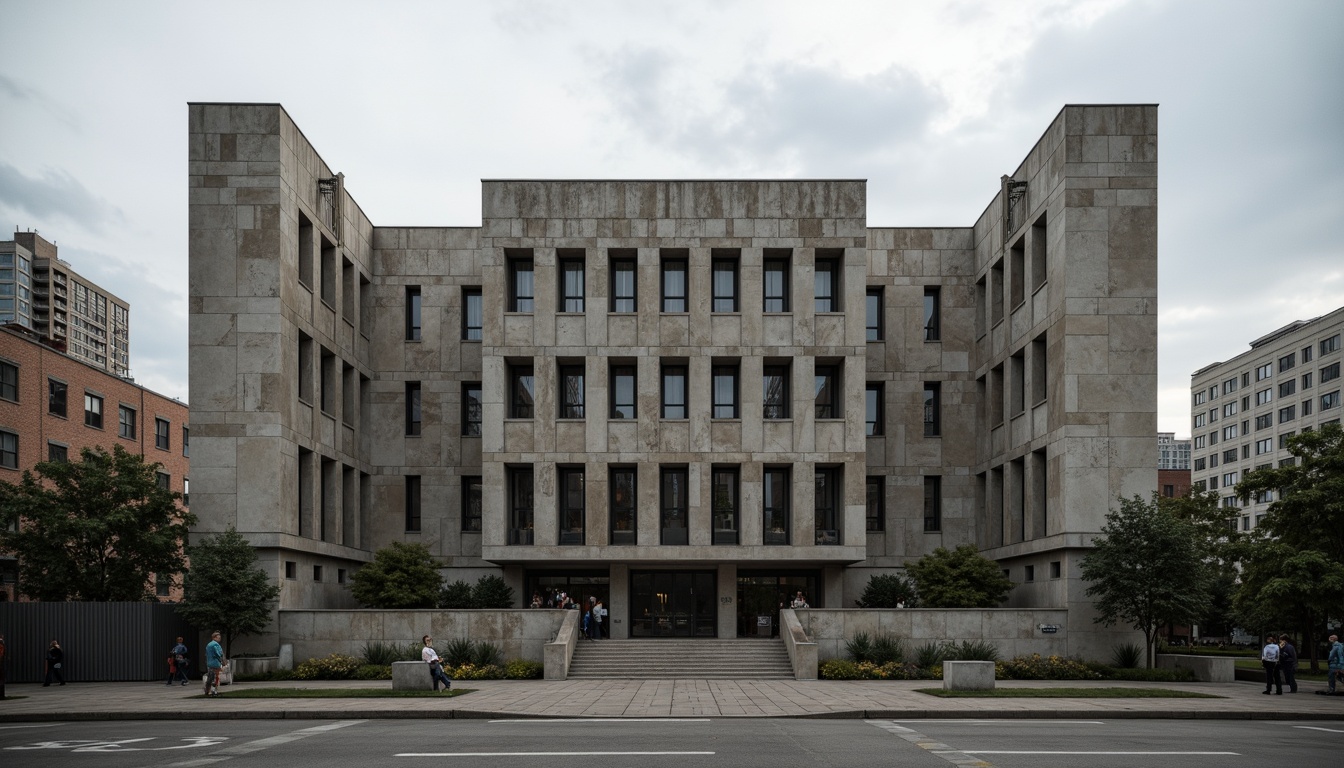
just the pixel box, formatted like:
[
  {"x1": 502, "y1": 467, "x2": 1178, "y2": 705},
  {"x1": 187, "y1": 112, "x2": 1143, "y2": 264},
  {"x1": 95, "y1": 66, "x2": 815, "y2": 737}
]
[
  {"x1": 543, "y1": 609, "x2": 581, "y2": 680},
  {"x1": 944, "y1": 660, "x2": 995, "y2": 690},
  {"x1": 229, "y1": 656, "x2": 279, "y2": 677},
  {"x1": 780, "y1": 609, "x2": 817, "y2": 680},
  {"x1": 277, "y1": 609, "x2": 569, "y2": 666},
  {"x1": 795, "y1": 608, "x2": 1071, "y2": 662},
  {"x1": 391, "y1": 661, "x2": 434, "y2": 691},
  {"x1": 1156, "y1": 654, "x2": 1235, "y2": 683}
]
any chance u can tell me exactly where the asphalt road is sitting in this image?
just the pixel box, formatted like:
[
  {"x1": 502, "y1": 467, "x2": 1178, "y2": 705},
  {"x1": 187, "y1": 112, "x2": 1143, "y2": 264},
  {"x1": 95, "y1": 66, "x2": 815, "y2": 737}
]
[{"x1": 0, "y1": 717, "x2": 1339, "y2": 767}]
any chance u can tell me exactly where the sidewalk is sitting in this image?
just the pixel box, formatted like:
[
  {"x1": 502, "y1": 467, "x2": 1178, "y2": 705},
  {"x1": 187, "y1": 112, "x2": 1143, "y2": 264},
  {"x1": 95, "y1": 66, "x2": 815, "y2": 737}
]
[{"x1": 2, "y1": 677, "x2": 1343, "y2": 722}]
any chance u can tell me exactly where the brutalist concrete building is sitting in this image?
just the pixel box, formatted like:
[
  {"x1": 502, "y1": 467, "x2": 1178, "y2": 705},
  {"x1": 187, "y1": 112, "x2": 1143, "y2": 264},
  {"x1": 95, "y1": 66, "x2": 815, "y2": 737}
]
[{"x1": 189, "y1": 103, "x2": 1157, "y2": 656}]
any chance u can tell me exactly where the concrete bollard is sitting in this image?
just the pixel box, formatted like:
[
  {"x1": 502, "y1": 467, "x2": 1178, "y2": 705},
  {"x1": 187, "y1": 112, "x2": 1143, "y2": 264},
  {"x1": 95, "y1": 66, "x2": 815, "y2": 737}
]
[
  {"x1": 943, "y1": 660, "x2": 995, "y2": 691},
  {"x1": 391, "y1": 661, "x2": 435, "y2": 691}
]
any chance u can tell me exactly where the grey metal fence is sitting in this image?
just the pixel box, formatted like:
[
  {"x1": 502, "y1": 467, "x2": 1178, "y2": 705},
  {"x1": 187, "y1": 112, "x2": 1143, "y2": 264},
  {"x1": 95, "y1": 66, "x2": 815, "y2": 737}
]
[{"x1": 0, "y1": 602, "x2": 195, "y2": 683}]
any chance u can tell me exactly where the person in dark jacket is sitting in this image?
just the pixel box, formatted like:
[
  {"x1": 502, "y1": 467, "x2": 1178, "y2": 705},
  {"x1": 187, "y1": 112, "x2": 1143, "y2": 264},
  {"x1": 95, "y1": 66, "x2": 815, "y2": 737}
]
[
  {"x1": 43, "y1": 640, "x2": 65, "y2": 686},
  {"x1": 1279, "y1": 634, "x2": 1298, "y2": 693}
]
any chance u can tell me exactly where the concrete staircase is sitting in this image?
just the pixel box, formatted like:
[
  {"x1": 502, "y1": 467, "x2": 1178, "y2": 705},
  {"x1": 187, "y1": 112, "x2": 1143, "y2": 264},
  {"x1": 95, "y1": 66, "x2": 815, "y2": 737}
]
[{"x1": 567, "y1": 638, "x2": 795, "y2": 679}]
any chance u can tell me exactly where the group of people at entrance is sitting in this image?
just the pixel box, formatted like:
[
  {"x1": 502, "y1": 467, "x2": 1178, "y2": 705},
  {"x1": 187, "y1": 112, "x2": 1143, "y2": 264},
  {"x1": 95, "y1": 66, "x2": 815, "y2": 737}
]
[
  {"x1": 1261, "y1": 632, "x2": 1344, "y2": 695},
  {"x1": 531, "y1": 590, "x2": 606, "y2": 640}
]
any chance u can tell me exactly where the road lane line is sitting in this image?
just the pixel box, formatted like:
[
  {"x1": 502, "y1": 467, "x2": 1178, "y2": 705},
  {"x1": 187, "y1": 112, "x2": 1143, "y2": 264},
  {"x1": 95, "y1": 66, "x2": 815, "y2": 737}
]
[
  {"x1": 1293, "y1": 726, "x2": 1344, "y2": 733},
  {"x1": 951, "y1": 751, "x2": 1239, "y2": 756},
  {"x1": 885, "y1": 720, "x2": 1105, "y2": 725},
  {"x1": 397, "y1": 751, "x2": 715, "y2": 757},
  {"x1": 488, "y1": 718, "x2": 711, "y2": 723},
  {"x1": 164, "y1": 720, "x2": 365, "y2": 766},
  {"x1": 867, "y1": 720, "x2": 995, "y2": 768},
  {"x1": 0, "y1": 724, "x2": 63, "y2": 730}
]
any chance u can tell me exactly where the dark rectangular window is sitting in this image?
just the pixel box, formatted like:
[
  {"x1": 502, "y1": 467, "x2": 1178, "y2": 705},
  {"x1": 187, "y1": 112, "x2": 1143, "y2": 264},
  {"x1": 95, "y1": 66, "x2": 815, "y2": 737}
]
[
  {"x1": 0, "y1": 430, "x2": 15, "y2": 469},
  {"x1": 661, "y1": 256, "x2": 687, "y2": 312},
  {"x1": 763, "y1": 365, "x2": 789, "y2": 419},
  {"x1": 924, "y1": 476, "x2": 942, "y2": 532},
  {"x1": 405, "y1": 381, "x2": 421, "y2": 436},
  {"x1": 297, "y1": 214, "x2": 314, "y2": 287},
  {"x1": 1322, "y1": 362, "x2": 1341, "y2": 383},
  {"x1": 85, "y1": 392, "x2": 103, "y2": 429},
  {"x1": 1322, "y1": 334, "x2": 1341, "y2": 355},
  {"x1": 814, "y1": 467, "x2": 840, "y2": 545},
  {"x1": 711, "y1": 466, "x2": 739, "y2": 545},
  {"x1": 155, "y1": 418, "x2": 170, "y2": 450},
  {"x1": 319, "y1": 347, "x2": 335, "y2": 414},
  {"x1": 320, "y1": 240, "x2": 335, "y2": 305},
  {"x1": 866, "y1": 476, "x2": 884, "y2": 532},
  {"x1": 1280, "y1": 379, "x2": 1296, "y2": 398},
  {"x1": 405, "y1": 475, "x2": 421, "y2": 532},
  {"x1": 462, "y1": 287, "x2": 482, "y2": 340},
  {"x1": 313, "y1": 565, "x2": 323, "y2": 582},
  {"x1": 1279, "y1": 353, "x2": 1296, "y2": 373},
  {"x1": 462, "y1": 476, "x2": 482, "y2": 532},
  {"x1": 610, "y1": 364, "x2": 636, "y2": 419},
  {"x1": 48, "y1": 442, "x2": 67, "y2": 463},
  {"x1": 712, "y1": 254, "x2": 738, "y2": 312},
  {"x1": 924, "y1": 382, "x2": 941, "y2": 437},
  {"x1": 610, "y1": 467, "x2": 636, "y2": 545},
  {"x1": 298, "y1": 332, "x2": 313, "y2": 402},
  {"x1": 763, "y1": 253, "x2": 790, "y2": 312},
  {"x1": 865, "y1": 383, "x2": 884, "y2": 436},
  {"x1": 509, "y1": 467, "x2": 534, "y2": 545},
  {"x1": 919, "y1": 286, "x2": 940, "y2": 341},
  {"x1": 156, "y1": 471, "x2": 170, "y2": 491},
  {"x1": 712, "y1": 363, "x2": 739, "y2": 418},
  {"x1": 182, "y1": 427, "x2": 189, "y2": 457},
  {"x1": 610, "y1": 253, "x2": 637, "y2": 312},
  {"x1": 662, "y1": 363, "x2": 687, "y2": 419},
  {"x1": 509, "y1": 257, "x2": 535, "y2": 312},
  {"x1": 560, "y1": 364, "x2": 585, "y2": 419},
  {"x1": 559, "y1": 467, "x2": 585, "y2": 545},
  {"x1": 118, "y1": 405, "x2": 136, "y2": 439},
  {"x1": 462, "y1": 383, "x2": 482, "y2": 436},
  {"x1": 1255, "y1": 413, "x2": 1273, "y2": 430},
  {"x1": 815, "y1": 365, "x2": 840, "y2": 419},
  {"x1": 814, "y1": 255, "x2": 840, "y2": 312},
  {"x1": 660, "y1": 467, "x2": 688, "y2": 545},
  {"x1": 763, "y1": 467, "x2": 790, "y2": 545},
  {"x1": 510, "y1": 365, "x2": 535, "y2": 418},
  {"x1": 0, "y1": 361, "x2": 16, "y2": 401},
  {"x1": 48, "y1": 379, "x2": 66, "y2": 417},
  {"x1": 405, "y1": 286, "x2": 422, "y2": 341},
  {"x1": 559, "y1": 256, "x2": 585, "y2": 313},
  {"x1": 865, "y1": 288, "x2": 883, "y2": 341}
]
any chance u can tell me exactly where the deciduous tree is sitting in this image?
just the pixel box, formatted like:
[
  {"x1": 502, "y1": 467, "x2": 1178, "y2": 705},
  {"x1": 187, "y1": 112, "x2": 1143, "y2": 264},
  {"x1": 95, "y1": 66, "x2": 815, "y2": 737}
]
[
  {"x1": 905, "y1": 545, "x2": 1013, "y2": 609},
  {"x1": 177, "y1": 528, "x2": 281, "y2": 655},
  {"x1": 350, "y1": 542, "x2": 441, "y2": 608}
]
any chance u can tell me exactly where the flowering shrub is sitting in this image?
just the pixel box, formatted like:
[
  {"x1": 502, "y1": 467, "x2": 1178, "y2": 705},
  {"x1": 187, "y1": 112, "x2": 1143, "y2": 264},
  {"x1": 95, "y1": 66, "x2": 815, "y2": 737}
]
[
  {"x1": 996, "y1": 654, "x2": 1101, "y2": 680},
  {"x1": 819, "y1": 659, "x2": 938, "y2": 680},
  {"x1": 293, "y1": 653, "x2": 364, "y2": 680},
  {"x1": 449, "y1": 662, "x2": 503, "y2": 680},
  {"x1": 502, "y1": 659, "x2": 545, "y2": 679}
]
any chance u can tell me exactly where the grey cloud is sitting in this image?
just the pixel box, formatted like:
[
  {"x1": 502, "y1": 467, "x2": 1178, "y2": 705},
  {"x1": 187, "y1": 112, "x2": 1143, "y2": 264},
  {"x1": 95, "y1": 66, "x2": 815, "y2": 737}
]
[
  {"x1": 0, "y1": 74, "x2": 80, "y2": 131},
  {"x1": 0, "y1": 162, "x2": 124, "y2": 233}
]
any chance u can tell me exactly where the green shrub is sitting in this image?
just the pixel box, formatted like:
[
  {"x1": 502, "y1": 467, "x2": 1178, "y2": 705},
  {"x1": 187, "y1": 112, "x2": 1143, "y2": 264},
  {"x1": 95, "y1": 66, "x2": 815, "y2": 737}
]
[
  {"x1": 472, "y1": 575, "x2": 516, "y2": 608},
  {"x1": 444, "y1": 638, "x2": 476, "y2": 667},
  {"x1": 1111, "y1": 642, "x2": 1144, "y2": 669},
  {"x1": 471, "y1": 641, "x2": 503, "y2": 668},
  {"x1": 450, "y1": 662, "x2": 503, "y2": 680},
  {"x1": 845, "y1": 632, "x2": 874, "y2": 662},
  {"x1": 293, "y1": 653, "x2": 364, "y2": 680},
  {"x1": 361, "y1": 641, "x2": 422, "y2": 666},
  {"x1": 914, "y1": 641, "x2": 950, "y2": 669},
  {"x1": 870, "y1": 634, "x2": 905, "y2": 665},
  {"x1": 996, "y1": 654, "x2": 1100, "y2": 681},
  {"x1": 819, "y1": 659, "x2": 862, "y2": 679},
  {"x1": 944, "y1": 640, "x2": 999, "y2": 662},
  {"x1": 439, "y1": 580, "x2": 475, "y2": 609},
  {"x1": 356, "y1": 664, "x2": 393, "y2": 680},
  {"x1": 502, "y1": 659, "x2": 544, "y2": 679},
  {"x1": 855, "y1": 573, "x2": 917, "y2": 608},
  {"x1": 821, "y1": 658, "x2": 935, "y2": 680}
]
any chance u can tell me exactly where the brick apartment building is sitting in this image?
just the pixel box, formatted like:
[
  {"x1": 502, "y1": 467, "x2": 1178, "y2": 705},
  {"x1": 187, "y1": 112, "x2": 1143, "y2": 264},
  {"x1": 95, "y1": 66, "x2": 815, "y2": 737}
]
[{"x1": 0, "y1": 324, "x2": 190, "y2": 601}]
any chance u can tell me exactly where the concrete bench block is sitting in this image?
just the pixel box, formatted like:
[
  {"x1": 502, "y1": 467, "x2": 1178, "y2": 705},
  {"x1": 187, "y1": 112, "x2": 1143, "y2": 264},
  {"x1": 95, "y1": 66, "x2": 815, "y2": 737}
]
[
  {"x1": 943, "y1": 660, "x2": 995, "y2": 691},
  {"x1": 392, "y1": 661, "x2": 435, "y2": 691},
  {"x1": 1156, "y1": 654, "x2": 1234, "y2": 683}
]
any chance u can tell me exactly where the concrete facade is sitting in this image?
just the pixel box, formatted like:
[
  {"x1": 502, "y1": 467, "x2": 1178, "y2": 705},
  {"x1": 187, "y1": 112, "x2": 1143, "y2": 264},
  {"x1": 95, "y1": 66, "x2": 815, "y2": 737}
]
[
  {"x1": 1189, "y1": 305, "x2": 1344, "y2": 531},
  {"x1": 188, "y1": 103, "x2": 1157, "y2": 660}
]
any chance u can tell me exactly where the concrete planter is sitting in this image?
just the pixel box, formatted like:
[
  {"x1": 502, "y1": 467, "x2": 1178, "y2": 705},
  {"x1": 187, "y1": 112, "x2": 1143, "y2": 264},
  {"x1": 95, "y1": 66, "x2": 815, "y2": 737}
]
[
  {"x1": 392, "y1": 661, "x2": 434, "y2": 691},
  {"x1": 229, "y1": 656, "x2": 279, "y2": 677},
  {"x1": 943, "y1": 660, "x2": 995, "y2": 691},
  {"x1": 1156, "y1": 653, "x2": 1235, "y2": 683}
]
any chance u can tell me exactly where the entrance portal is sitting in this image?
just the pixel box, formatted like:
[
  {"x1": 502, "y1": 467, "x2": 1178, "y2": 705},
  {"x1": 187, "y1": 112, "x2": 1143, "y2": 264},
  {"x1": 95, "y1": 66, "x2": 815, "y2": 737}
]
[
  {"x1": 629, "y1": 571, "x2": 716, "y2": 638},
  {"x1": 736, "y1": 572, "x2": 820, "y2": 637}
]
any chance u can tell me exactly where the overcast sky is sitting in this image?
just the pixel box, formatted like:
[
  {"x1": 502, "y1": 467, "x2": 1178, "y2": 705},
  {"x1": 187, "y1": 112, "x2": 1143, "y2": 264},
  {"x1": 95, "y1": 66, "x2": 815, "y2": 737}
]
[{"x1": 1, "y1": 0, "x2": 1340, "y2": 436}]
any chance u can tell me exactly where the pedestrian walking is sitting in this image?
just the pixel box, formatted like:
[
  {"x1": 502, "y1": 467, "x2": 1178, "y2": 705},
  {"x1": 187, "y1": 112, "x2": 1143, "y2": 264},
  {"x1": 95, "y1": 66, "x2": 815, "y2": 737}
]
[
  {"x1": 166, "y1": 636, "x2": 190, "y2": 686},
  {"x1": 1322, "y1": 633, "x2": 1343, "y2": 695},
  {"x1": 1261, "y1": 634, "x2": 1282, "y2": 695},
  {"x1": 1278, "y1": 634, "x2": 1298, "y2": 693},
  {"x1": 203, "y1": 631, "x2": 226, "y2": 697},
  {"x1": 43, "y1": 640, "x2": 65, "y2": 686},
  {"x1": 589, "y1": 597, "x2": 604, "y2": 640},
  {"x1": 421, "y1": 635, "x2": 453, "y2": 692}
]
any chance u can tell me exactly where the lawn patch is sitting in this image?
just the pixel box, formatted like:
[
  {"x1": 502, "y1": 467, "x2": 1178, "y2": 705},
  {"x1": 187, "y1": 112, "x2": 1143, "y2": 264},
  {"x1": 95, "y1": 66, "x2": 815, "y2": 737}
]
[
  {"x1": 914, "y1": 687, "x2": 1222, "y2": 699},
  {"x1": 209, "y1": 687, "x2": 473, "y2": 699}
]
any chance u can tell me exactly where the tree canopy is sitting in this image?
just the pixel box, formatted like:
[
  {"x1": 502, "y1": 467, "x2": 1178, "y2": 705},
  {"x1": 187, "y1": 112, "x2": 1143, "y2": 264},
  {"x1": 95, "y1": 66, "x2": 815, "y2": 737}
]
[
  {"x1": 350, "y1": 542, "x2": 441, "y2": 608},
  {"x1": 0, "y1": 445, "x2": 193, "y2": 601},
  {"x1": 854, "y1": 572, "x2": 918, "y2": 608},
  {"x1": 177, "y1": 528, "x2": 280, "y2": 655},
  {"x1": 905, "y1": 545, "x2": 1014, "y2": 608},
  {"x1": 1080, "y1": 493, "x2": 1212, "y2": 667}
]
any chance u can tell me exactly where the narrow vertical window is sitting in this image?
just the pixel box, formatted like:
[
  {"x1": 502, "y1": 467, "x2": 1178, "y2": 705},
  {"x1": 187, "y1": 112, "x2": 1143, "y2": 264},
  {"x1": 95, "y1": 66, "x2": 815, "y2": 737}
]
[
  {"x1": 763, "y1": 468, "x2": 790, "y2": 545},
  {"x1": 814, "y1": 365, "x2": 840, "y2": 419},
  {"x1": 119, "y1": 405, "x2": 136, "y2": 439},
  {"x1": 990, "y1": 258, "x2": 1004, "y2": 325},
  {"x1": 183, "y1": 426, "x2": 189, "y2": 457},
  {"x1": 866, "y1": 476, "x2": 884, "y2": 532},
  {"x1": 559, "y1": 363, "x2": 585, "y2": 419},
  {"x1": 461, "y1": 476, "x2": 482, "y2": 532},
  {"x1": 509, "y1": 257, "x2": 534, "y2": 312},
  {"x1": 48, "y1": 379, "x2": 66, "y2": 417},
  {"x1": 462, "y1": 287, "x2": 482, "y2": 340},
  {"x1": 662, "y1": 363, "x2": 687, "y2": 419},
  {"x1": 1031, "y1": 333, "x2": 1047, "y2": 403},
  {"x1": 405, "y1": 475, "x2": 421, "y2": 532},
  {"x1": 712, "y1": 254, "x2": 738, "y2": 312},
  {"x1": 924, "y1": 382, "x2": 941, "y2": 437},
  {"x1": 84, "y1": 392, "x2": 103, "y2": 428},
  {"x1": 610, "y1": 467, "x2": 637, "y2": 545},
  {"x1": 405, "y1": 286, "x2": 421, "y2": 341},
  {"x1": 924, "y1": 287, "x2": 941, "y2": 341},
  {"x1": 0, "y1": 361, "x2": 16, "y2": 401},
  {"x1": 1030, "y1": 214, "x2": 1047, "y2": 290},
  {"x1": 865, "y1": 288, "x2": 883, "y2": 341},
  {"x1": 661, "y1": 255, "x2": 687, "y2": 312},
  {"x1": 924, "y1": 476, "x2": 942, "y2": 532},
  {"x1": 610, "y1": 364, "x2": 636, "y2": 419},
  {"x1": 814, "y1": 468, "x2": 840, "y2": 544},
  {"x1": 510, "y1": 365, "x2": 535, "y2": 418},
  {"x1": 156, "y1": 418, "x2": 171, "y2": 450},
  {"x1": 509, "y1": 467, "x2": 534, "y2": 544},
  {"x1": 462, "y1": 382, "x2": 482, "y2": 436},
  {"x1": 814, "y1": 254, "x2": 840, "y2": 312},
  {"x1": 610, "y1": 253, "x2": 637, "y2": 312},
  {"x1": 405, "y1": 381, "x2": 421, "y2": 436},
  {"x1": 0, "y1": 431, "x2": 17, "y2": 469},
  {"x1": 865, "y1": 383, "x2": 883, "y2": 436},
  {"x1": 763, "y1": 365, "x2": 790, "y2": 419},
  {"x1": 711, "y1": 466, "x2": 739, "y2": 545},
  {"x1": 763, "y1": 252, "x2": 790, "y2": 312},
  {"x1": 558, "y1": 467, "x2": 585, "y2": 545},
  {"x1": 1009, "y1": 238, "x2": 1025, "y2": 308},
  {"x1": 559, "y1": 255, "x2": 585, "y2": 312},
  {"x1": 712, "y1": 363, "x2": 739, "y2": 418},
  {"x1": 660, "y1": 467, "x2": 688, "y2": 545}
]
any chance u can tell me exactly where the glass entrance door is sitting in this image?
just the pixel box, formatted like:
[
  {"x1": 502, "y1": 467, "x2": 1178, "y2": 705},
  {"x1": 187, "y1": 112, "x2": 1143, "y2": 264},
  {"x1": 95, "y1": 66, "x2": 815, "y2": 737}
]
[
  {"x1": 630, "y1": 571, "x2": 717, "y2": 637},
  {"x1": 736, "y1": 572, "x2": 820, "y2": 637}
]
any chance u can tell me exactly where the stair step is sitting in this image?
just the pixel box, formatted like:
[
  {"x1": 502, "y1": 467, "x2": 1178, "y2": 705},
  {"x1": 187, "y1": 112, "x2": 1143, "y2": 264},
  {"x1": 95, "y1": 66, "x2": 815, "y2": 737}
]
[{"x1": 567, "y1": 638, "x2": 795, "y2": 680}]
